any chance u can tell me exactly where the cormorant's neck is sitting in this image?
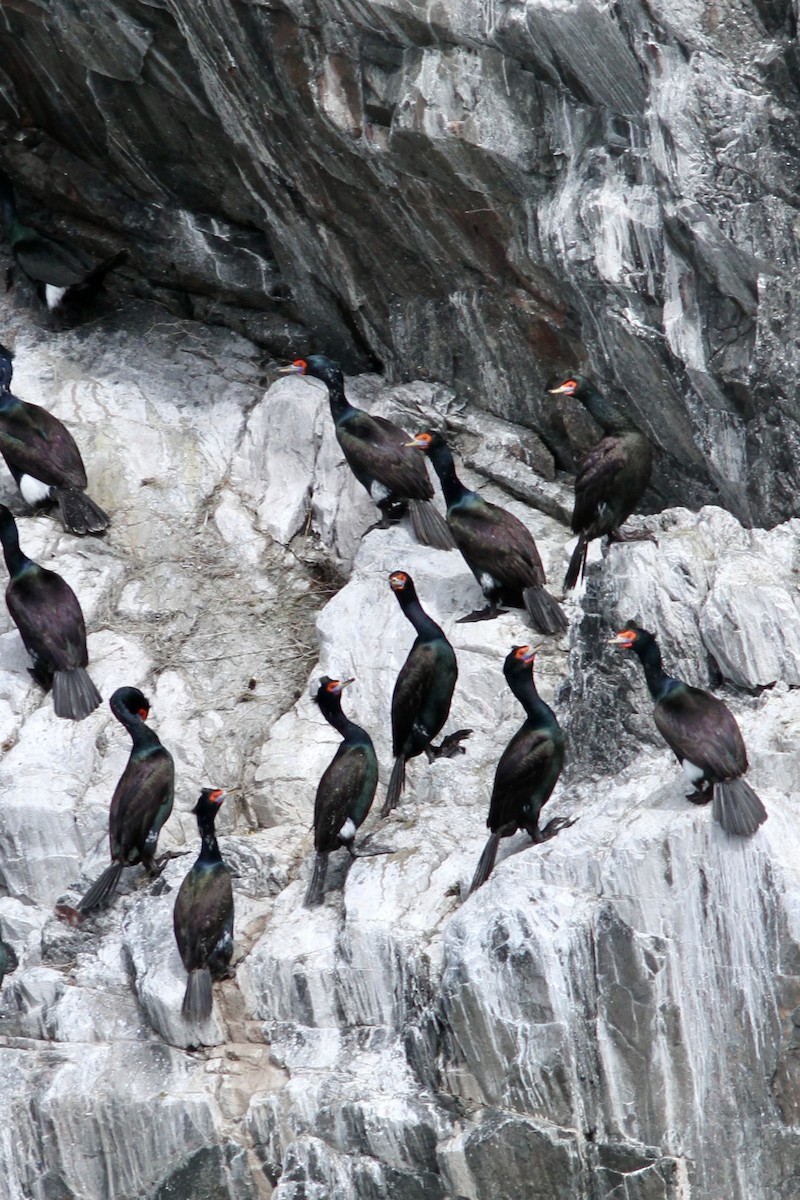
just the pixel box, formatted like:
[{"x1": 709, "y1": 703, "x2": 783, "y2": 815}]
[
  {"x1": 196, "y1": 813, "x2": 223, "y2": 863},
  {"x1": 321, "y1": 373, "x2": 354, "y2": 423},
  {"x1": 0, "y1": 522, "x2": 31, "y2": 578},
  {"x1": 632, "y1": 639, "x2": 674, "y2": 702},
  {"x1": 579, "y1": 384, "x2": 638, "y2": 435},
  {"x1": 427, "y1": 443, "x2": 472, "y2": 508},
  {"x1": 112, "y1": 701, "x2": 162, "y2": 751},
  {"x1": 507, "y1": 668, "x2": 553, "y2": 724},
  {"x1": 397, "y1": 590, "x2": 444, "y2": 641},
  {"x1": 321, "y1": 698, "x2": 368, "y2": 743}
]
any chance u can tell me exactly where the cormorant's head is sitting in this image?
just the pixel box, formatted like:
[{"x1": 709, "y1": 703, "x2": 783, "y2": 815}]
[
  {"x1": 510, "y1": 644, "x2": 536, "y2": 666},
  {"x1": 406, "y1": 430, "x2": 442, "y2": 453},
  {"x1": 316, "y1": 676, "x2": 354, "y2": 702},
  {"x1": 389, "y1": 570, "x2": 412, "y2": 593},
  {"x1": 548, "y1": 374, "x2": 591, "y2": 398},
  {"x1": 279, "y1": 355, "x2": 342, "y2": 388},
  {"x1": 193, "y1": 788, "x2": 225, "y2": 815},
  {"x1": 609, "y1": 624, "x2": 651, "y2": 650},
  {"x1": 111, "y1": 686, "x2": 150, "y2": 721}
]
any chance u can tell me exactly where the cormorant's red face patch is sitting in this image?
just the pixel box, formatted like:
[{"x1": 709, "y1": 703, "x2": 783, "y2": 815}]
[
  {"x1": 326, "y1": 679, "x2": 341, "y2": 693},
  {"x1": 292, "y1": 359, "x2": 308, "y2": 373},
  {"x1": 612, "y1": 628, "x2": 637, "y2": 648},
  {"x1": 389, "y1": 571, "x2": 409, "y2": 590},
  {"x1": 410, "y1": 431, "x2": 432, "y2": 448},
  {"x1": 209, "y1": 789, "x2": 224, "y2": 804},
  {"x1": 513, "y1": 644, "x2": 535, "y2": 663},
  {"x1": 138, "y1": 707, "x2": 149, "y2": 720}
]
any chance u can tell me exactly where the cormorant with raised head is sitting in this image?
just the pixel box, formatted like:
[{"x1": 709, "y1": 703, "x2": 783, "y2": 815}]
[
  {"x1": 470, "y1": 645, "x2": 571, "y2": 892},
  {"x1": 280, "y1": 355, "x2": 454, "y2": 550},
  {"x1": 408, "y1": 430, "x2": 568, "y2": 634},
  {"x1": 610, "y1": 625, "x2": 767, "y2": 835},
  {"x1": 0, "y1": 345, "x2": 109, "y2": 535},
  {"x1": 383, "y1": 571, "x2": 471, "y2": 816},
  {"x1": 0, "y1": 171, "x2": 126, "y2": 312},
  {"x1": 549, "y1": 375, "x2": 652, "y2": 589},
  {"x1": 174, "y1": 788, "x2": 234, "y2": 1024},
  {"x1": 0, "y1": 504, "x2": 101, "y2": 719},
  {"x1": 73, "y1": 687, "x2": 175, "y2": 916},
  {"x1": 305, "y1": 676, "x2": 379, "y2": 907}
]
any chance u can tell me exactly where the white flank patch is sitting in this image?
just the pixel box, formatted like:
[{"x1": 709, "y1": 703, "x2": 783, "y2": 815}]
[
  {"x1": 479, "y1": 571, "x2": 497, "y2": 593},
  {"x1": 44, "y1": 284, "x2": 68, "y2": 310},
  {"x1": 369, "y1": 480, "x2": 391, "y2": 504},
  {"x1": 339, "y1": 817, "x2": 356, "y2": 843},
  {"x1": 20, "y1": 474, "x2": 53, "y2": 505},
  {"x1": 681, "y1": 758, "x2": 706, "y2": 785}
]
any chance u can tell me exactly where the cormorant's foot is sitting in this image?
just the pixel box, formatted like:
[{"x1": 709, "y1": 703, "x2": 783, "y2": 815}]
[
  {"x1": 685, "y1": 790, "x2": 712, "y2": 806},
  {"x1": 425, "y1": 729, "x2": 473, "y2": 761},
  {"x1": 363, "y1": 515, "x2": 393, "y2": 536},
  {"x1": 608, "y1": 527, "x2": 658, "y2": 546},
  {"x1": 352, "y1": 842, "x2": 396, "y2": 857},
  {"x1": 147, "y1": 849, "x2": 190, "y2": 878},
  {"x1": 532, "y1": 816, "x2": 577, "y2": 843},
  {"x1": 456, "y1": 606, "x2": 507, "y2": 624}
]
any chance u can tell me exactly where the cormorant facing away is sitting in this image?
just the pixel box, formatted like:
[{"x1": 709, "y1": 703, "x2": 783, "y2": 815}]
[
  {"x1": 174, "y1": 788, "x2": 234, "y2": 1024},
  {"x1": 408, "y1": 430, "x2": 568, "y2": 634},
  {"x1": 0, "y1": 171, "x2": 126, "y2": 312},
  {"x1": 279, "y1": 355, "x2": 455, "y2": 551},
  {"x1": 73, "y1": 687, "x2": 175, "y2": 916},
  {"x1": 0, "y1": 922, "x2": 18, "y2": 989},
  {"x1": 469, "y1": 645, "x2": 571, "y2": 893},
  {"x1": 382, "y1": 571, "x2": 471, "y2": 817},
  {"x1": 0, "y1": 344, "x2": 109, "y2": 535},
  {"x1": 305, "y1": 676, "x2": 379, "y2": 907},
  {"x1": 0, "y1": 504, "x2": 101, "y2": 719},
  {"x1": 610, "y1": 625, "x2": 767, "y2": 835},
  {"x1": 549, "y1": 375, "x2": 653, "y2": 590}
]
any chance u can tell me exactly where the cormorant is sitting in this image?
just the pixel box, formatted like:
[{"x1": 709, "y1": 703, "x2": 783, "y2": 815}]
[
  {"x1": 0, "y1": 344, "x2": 109, "y2": 535},
  {"x1": 174, "y1": 788, "x2": 234, "y2": 1024},
  {"x1": 280, "y1": 355, "x2": 454, "y2": 550},
  {"x1": 408, "y1": 430, "x2": 568, "y2": 633},
  {"x1": 0, "y1": 504, "x2": 101, "y2": 719},
  {"x1": 469, "y1": 645, "x2": 571, "y2": 892},
  {"x1": 0, "y1": 171, "x2": 126, "y2": 312},
  {"x1": 305, "y1": 676, "x2": 379, "y2": 907},
  {"x1": 610, "y1": 625, "x2": 767, "y2": 835},
  {"x1": 74, "y1": 687, "x2": 175, "y2": 915},
  {"x1": 0, "y1": 922, "x2": 18, "y2": 989},
  {"x1": 549, "y1": 375, "x2": 652, "y2": 589},
  {"x1": 382, "y1": 571, "x2": 471, "y2": 816}
]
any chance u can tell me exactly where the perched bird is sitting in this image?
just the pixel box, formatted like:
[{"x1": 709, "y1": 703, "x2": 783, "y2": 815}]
[
  {"x1": 280, "y1": 355, "x2": 454, "y2": 550},
  {"x1": 174, "y1": 788, "x2": 234, "y2": 1023},
  {"x1": 382, "y1": 571, "x2": 471, "y2": 816},
  {"x1": 305, "y1": 676, "x2": 379, "y2": 907},
  {"x1": 469, "y1": 645, "x2": 570, "y2": 893},
  {"x1": 0, "y1": 505, "x2": 101, "y2": 719},
  {"x1": 0, "y1": 170, "x2": 126, "y2": 312},
  {"x1": 0, "y1": 922, "x2": 18, "y2": 989},
  {"x1": 408, "y1": 430, "x2": 568, "y2": 633},
  {"x1": 74, "y1": 687, "x2": 175, "y2": 916},
  {"x1": 549, "y1": 375, "x2": 653, "y2": 589},
  {"x1": 610, "y1": 625, "x2": 767, "y2": 835},
  {"x1": 0, "y1": 345, "x2": 109, "y2": 535}
]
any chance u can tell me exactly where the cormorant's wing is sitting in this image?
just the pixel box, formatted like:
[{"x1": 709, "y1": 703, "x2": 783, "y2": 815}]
[{"x1": 654, "y1": 685, "x2": 747, "y2": 779}]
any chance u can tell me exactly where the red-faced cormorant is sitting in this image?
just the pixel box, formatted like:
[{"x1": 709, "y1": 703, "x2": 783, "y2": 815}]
[
  {"x1": 408, "y1": 430, "x2": 568, "y2": 634},
  {"x1": 174, "y1": 788, "x2": 234, "y2": 1023},
  {"x1": 610, "y1": 625, "x2": 767, "y2": 835},
  {"x1": 280, "y1": 355, "x2": 454, "y2": 551},
  {"x1": 382, "y1": 571, "x2": 471, "y2": 816},
  {"x1": 549, "y1": 375, "x2": 652, "y2": 589},
  {"x1": 469, "y1": 645, "x2": 571, "y2": 892}
]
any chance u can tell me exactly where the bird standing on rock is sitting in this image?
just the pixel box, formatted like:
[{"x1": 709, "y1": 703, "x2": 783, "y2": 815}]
[
  {"x1": 305, "y1": 676, "x2": 379, "y2": 907},
  {"x1": 549, "y1": 375, "x2": 652, "y2": 590},
  {"x1": 469, "y1": 645, "x2": 570, "y2": 893},
  {"x1": 280, "y1": 355, "x2": 454, "y2": 550},
  {"x1": 174, "y1": 788, "x2": 234, "y2": 1024},
  {"x1": 67, "y1": 687, "x2": 175, "y2": 918},
  {"x1": 0, "y1": 345, "x2": 109, "y2": 535},
  {"x1": 383, "y1": 570, "x2": 471, "y2": 816},
  {"x1": 0, "y1": 504, "x2": 101, "y2": 719},
  {"x1": 0, "y1": 170, "x2": 126, "y2": 313},
  {"x1": 407, "y1": 429, "x2": 568, "y2": 634},
  {"x1": 610, "y1": 625, "x2": 767, "y2": 835}
]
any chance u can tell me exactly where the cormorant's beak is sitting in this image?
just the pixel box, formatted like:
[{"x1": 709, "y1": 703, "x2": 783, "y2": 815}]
[
  {"x1": 339, "y1": 678, "x2": 355, "y2": 689},
  {"x1": 278, "y1": 363, "x2": 304, "y2": 374},
  {"x1": 548, "y1": 384, "x2": 572, "y2": 395},
  {"x1": 404, "y1": 435, "x2": 426, "y2": 448},
  {"x1": 608, "y1": 632, "x2": 633, "y2": 648}
]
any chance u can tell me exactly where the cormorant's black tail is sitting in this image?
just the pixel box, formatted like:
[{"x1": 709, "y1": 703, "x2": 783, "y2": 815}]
[
  {"x1": 56, "y1": 488, "x2": 109, "y2": 536},
  {"x1": 52, "y1": 667, "x2": 102, "y2": 721},
  {"x1": 522, "y1": 586, "x2": 568, "y2": 635},
  {"x1": 303, "y1": 852, "x2": 329, "y2": 908},
  {"x1": 409, "y1": 500, "x2": 456, "y2": 551},
  {"x1": 182, "y1": 967, "x2": 213, "y2": 1023},
  {"x1": 75, "y1": 250, "x2": 128, "y2": 300},
  {"x1": 381, "y1": 755, "x2": 406, "y2": 817},
  {"x1": 713, "y1": 778, "x2": 768, "y2": 836},
  {"x1": 563, "y1": 535, "x2": 589, "y2": 591},
  {"x1": 469, "y1": 833, "x2": 501, "y2": 894},
  {"x1": 78, "y1": 861, "x2": 123, "y2": 915}
]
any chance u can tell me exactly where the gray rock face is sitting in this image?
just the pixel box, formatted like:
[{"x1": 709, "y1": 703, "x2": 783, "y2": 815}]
[
  {"x1": 2, "y1": 297, "x2": 797, "y2": 1200},
  {"x1": 1, "y1": 0, "x2": 800, "y2": 522}
]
